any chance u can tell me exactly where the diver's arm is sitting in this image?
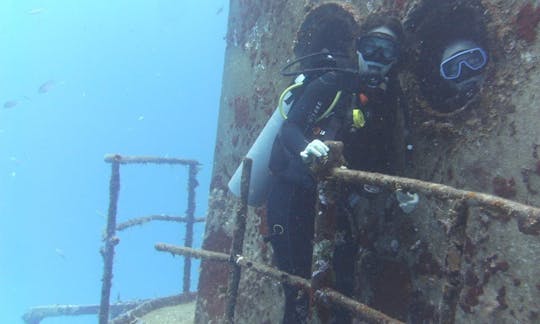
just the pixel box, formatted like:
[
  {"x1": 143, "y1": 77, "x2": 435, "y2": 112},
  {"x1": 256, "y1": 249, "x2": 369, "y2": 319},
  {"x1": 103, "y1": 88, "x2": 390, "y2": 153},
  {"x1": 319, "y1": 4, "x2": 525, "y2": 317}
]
[
  {"x1": 279, "y1": 71, "x2": 342, "y2": 156},
  {"x1": 280, "y1": 119, "x2": 309, "y2": 158}
]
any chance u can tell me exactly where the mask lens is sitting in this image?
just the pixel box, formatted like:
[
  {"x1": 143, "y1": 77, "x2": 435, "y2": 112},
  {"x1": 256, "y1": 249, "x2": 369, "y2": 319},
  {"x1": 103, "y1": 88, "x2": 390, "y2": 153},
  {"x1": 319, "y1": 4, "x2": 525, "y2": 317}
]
[
  {"x1": 381, "y1": 44, "x2": 397, "y2": 60},
  {"x1": 441, "y1": 60, "x2": 460, "y2": 79},
  {"x1": 357, "y1": 38, "x2": 378, "y2": 56},
  {"x1": 464, "y1": 49, "x2": 486, "y2": 69}
]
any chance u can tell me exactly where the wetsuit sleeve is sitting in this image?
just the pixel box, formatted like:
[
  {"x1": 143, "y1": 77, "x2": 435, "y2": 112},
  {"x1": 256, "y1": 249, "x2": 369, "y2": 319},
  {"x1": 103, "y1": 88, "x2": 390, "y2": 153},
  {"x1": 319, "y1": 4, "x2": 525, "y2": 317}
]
[{"x1": 279, "y1": 71, "x2": 342, "y2": 156}]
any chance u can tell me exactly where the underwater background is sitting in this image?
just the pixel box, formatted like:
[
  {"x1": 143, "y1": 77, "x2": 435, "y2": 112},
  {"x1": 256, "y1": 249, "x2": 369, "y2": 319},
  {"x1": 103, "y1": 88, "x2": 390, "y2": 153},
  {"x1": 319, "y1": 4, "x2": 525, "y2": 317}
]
[{"x1": 0, "y1": 1, "x2": 228, "y2": 323}]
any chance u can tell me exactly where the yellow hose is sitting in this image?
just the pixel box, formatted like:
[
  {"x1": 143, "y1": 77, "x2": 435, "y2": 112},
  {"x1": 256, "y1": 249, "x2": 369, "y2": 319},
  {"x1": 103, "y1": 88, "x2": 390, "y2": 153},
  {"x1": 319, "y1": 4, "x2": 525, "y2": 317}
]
[{"x1": 278, "y1": 82, "x2": 304, "y2": 119}]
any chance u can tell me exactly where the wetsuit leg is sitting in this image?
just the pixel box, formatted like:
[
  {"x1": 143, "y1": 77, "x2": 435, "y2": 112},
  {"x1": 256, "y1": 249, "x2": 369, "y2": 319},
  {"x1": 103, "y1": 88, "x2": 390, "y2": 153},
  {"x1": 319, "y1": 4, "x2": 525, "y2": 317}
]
[
  {"x1": 266, "y1": 178, "x2": 296, "y2": 273},
  {"x1": 267, "y1": 177, "x2": 316, "y2": 324},
  {"x1": 267, "y1": 177, "x2": 316, "y2": 275}
]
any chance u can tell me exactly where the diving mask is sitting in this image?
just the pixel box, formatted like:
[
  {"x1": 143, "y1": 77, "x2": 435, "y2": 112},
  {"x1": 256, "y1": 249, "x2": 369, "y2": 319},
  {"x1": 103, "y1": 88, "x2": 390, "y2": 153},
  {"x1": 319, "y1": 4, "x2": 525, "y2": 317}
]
[
  {"x1": 356, "y1": 26, "x2": 399, "y2": 88},
  {"x1": 356, "y1": 34, "x2": 399, "y2": 65},
  {"x1": 440, "y1": 47, "x2": 487, "y2": 80}
]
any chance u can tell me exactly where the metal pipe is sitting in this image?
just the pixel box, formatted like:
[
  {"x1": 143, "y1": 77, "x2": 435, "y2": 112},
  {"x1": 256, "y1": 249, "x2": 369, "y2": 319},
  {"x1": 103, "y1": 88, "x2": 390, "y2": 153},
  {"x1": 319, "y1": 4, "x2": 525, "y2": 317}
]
[
  {"x1": 330, "y1": 167, "x2": 540, "y2": 234},
  {"x1": 155, "y1": 244, "x2": 404, "y2": 324},
  {"x1": 99, "y1": 161, "x2": 121, "y2": 324},
  {"x1": 183, "y1": 163, "x2": 199, "y2": 292},
  {"x1": 226, "y1": 158, "x2": 252, "y2": 323},
  {"x1": 104, "y1": 154, "x2": 200, "y2": 166}
]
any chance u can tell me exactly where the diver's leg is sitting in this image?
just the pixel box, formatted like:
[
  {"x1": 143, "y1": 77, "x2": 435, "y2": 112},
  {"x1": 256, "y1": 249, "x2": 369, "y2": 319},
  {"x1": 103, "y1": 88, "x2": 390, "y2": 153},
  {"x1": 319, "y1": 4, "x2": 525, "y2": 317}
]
[
  {"x1": 267, "y1": 179, "x2": 300, "y2": 324},
  {"x1": 267, "y1": 180, "x2": 315, "y2": 324},
  {"x1": 286, "y1": 186, "x2": 316, "y2": 324}
]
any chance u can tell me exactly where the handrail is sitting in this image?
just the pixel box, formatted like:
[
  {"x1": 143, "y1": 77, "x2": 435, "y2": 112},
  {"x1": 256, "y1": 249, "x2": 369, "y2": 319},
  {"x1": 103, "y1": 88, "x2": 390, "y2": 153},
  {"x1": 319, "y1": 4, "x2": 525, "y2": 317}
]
[
  {"x1": 98, "y1": 154, "x2": 202, "y2": 324},
  {"x1": 116, "y1": 214, "x2": 206, "y2": 231},
  {"x1": 156, "y1": 244, "x2": 404, "y2": 324},
  {"x1": 22, "y1": 301, "x2": 142, "y2": 324},
  {"x1": 104, "y1": 154, "x2": 200, "y2": 166}
]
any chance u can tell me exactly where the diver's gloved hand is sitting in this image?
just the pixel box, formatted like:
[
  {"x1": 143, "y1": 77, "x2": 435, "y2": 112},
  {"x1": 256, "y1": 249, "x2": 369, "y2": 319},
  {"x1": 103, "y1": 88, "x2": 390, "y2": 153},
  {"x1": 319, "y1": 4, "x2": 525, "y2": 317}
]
[
  {"x1": 300, "y1": 139, "x2": 329, "y2": 163},
  {"x1": 395, "y1": 190, "x2": 419, "y2": 214}
]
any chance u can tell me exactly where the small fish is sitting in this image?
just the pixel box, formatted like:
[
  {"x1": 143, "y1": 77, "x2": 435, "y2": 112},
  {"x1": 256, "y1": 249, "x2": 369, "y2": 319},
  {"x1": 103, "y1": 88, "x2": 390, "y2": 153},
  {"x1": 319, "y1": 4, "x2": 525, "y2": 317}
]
[
  {"x1": 3, "y1": 100, "x2": 18, "y2": 109},
  {"x1": 55, "y1": 248, "x2": 66, "y2": 259},
  {"x1": 9, "y1": 156, "x2": 21, "y2": 165},
  {"x1": 28, "y1": 8, "x2": 46, "y2": 15},
  {"x1": 38, "y1": 80, "x2": 56, "y2": 94},
  {"x1": 216, "y1": 6, "x2": 223, "y2": 15}
]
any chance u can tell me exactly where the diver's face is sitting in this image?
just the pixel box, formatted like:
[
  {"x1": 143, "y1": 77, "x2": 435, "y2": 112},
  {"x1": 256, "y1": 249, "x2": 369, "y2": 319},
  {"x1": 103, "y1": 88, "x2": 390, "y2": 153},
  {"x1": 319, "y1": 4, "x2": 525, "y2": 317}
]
[
  {"x1": 356, "y1": 33, "x2": 399, "y2": 87},
  {"x1": 440, "y1": 46, "x2": 488, "y2": 98}
]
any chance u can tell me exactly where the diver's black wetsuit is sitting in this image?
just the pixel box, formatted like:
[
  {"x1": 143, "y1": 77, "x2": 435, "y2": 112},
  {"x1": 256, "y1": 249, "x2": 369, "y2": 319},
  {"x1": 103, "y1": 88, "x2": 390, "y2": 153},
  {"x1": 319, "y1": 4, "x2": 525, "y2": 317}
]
[
  {"x1": 267, "y1": 71, "x2": 345, "y2": 324},
  {"x1": 266, "y1": 70, "x2": 402, "y2": 323}
]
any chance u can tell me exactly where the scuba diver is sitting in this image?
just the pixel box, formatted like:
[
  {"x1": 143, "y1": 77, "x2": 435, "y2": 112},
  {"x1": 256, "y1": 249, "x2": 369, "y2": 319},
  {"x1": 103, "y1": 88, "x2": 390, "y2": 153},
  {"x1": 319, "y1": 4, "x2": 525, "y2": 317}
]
[
  {"x1": 439, "y1": 39, "x2": 488, "y2": 106},
  {"x1": 265, "y1": 16, "x2": 405, "y2": 324}
]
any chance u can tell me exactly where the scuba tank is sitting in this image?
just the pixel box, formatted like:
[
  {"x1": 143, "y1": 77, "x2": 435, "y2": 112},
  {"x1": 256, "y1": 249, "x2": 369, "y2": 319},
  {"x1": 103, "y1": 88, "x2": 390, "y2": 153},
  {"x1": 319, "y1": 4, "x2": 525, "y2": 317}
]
[{"x1": 227, "y1": 75, "x2": 304, "y2": 206}]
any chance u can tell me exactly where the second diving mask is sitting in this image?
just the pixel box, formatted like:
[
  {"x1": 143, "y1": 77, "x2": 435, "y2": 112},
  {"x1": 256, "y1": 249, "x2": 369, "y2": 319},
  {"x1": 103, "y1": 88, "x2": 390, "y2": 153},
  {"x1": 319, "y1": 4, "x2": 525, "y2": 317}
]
[
  {"x1": 440, "y1": 40, "x2": 488, "y2": 102},
  {"x1": 440, "y1": 47, "x2": 487, "y2": 80}
]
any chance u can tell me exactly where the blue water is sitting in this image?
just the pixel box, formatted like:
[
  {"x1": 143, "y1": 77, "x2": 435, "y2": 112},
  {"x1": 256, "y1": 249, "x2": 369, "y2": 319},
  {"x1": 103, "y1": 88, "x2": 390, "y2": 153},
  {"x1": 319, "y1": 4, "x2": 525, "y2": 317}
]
[{"x1": 0, "y1": 1, "x2": 228, "y2": 323}]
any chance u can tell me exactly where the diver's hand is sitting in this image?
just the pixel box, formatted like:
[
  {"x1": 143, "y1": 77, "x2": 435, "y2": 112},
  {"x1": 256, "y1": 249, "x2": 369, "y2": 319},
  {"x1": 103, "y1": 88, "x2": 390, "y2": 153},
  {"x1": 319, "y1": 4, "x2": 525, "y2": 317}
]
[
  {"x1": 395, "y1": 190, "x2": 419, "y2": 214},
  {"x1": 300, "y1": 139, "x2": 329, "y2": 163}
]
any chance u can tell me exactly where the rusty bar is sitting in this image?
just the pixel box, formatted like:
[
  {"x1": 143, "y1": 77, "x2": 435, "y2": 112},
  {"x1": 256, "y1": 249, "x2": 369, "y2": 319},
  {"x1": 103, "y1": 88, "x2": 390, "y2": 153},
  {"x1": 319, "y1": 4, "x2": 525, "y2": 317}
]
[
  {"x1": 310, "y1": 143, "x2": 344, "y2": 323},
  {"x1": 22, "y1": 301, "x2": 141, "y2": 324},
  {"x1": 315, "y1": 289, "x2": 404, "y2": 324},
  {"x1": 331, "y1": 168, "x2": 540, "y2": 233},
  {"x1": 439, "y1": 201, "x2": 468, "y2": 324},
  {"x1": 116, "y1": 215, "x2": 206, "y2": 231},
  {"x1": 155, "y1": 243, "x2": 403, "y2": 324},
  {"x1": 104, "y1": 154, "x2": 200, "y2": 166},
  {"x1": 226, "y1": 157, "x2": 252, "y2": 323},
  {"x1": 99, "y1": 161, "x2": 121, "y2": 324},
  {"x1": 183, "y1": 163, "x2": 199, "y2": 293},
  {"x1": 156, "y1": 243, "x2": 229, "y2": 261}
]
